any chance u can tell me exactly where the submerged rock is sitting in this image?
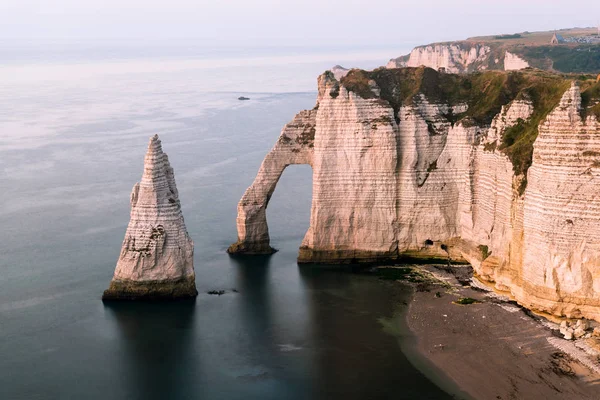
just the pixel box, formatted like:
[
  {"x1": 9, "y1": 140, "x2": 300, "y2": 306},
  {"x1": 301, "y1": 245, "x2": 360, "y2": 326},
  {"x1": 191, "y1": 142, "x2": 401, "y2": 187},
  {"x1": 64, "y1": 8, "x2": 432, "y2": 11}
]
[{"x1": 102, "y1": 135, "x2": 197, "y2": 300}]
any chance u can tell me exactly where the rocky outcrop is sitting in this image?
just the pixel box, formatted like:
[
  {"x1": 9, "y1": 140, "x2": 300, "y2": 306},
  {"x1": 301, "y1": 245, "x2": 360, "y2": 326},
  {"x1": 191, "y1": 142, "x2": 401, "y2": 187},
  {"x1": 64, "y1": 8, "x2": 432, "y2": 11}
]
[
  {"x1": 231, "y1": 67, "x2": 600, "y2": 321},
  {"x1": 103, "y1": 135, "x2": 197, "y2": 300}
]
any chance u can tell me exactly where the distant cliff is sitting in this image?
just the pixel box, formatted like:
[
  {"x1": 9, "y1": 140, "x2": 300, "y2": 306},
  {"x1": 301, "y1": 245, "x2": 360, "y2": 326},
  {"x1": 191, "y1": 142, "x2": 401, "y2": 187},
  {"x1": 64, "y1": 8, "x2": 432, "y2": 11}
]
[
  {"x1": 387, "y1": 28, "x2": 600, "y2": 74},
  {"x1": 230, "y1": 66, "x2": 600, "y2": 322}
]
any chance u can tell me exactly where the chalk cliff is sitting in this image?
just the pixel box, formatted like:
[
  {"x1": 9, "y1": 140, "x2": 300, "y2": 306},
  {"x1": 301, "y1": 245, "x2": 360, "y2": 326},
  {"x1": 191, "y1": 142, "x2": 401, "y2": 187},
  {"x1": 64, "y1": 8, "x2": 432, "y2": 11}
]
[
  {"x1": 231, "y1": 66, "x2": 600, "y2": 321},
  {"x1": 387, "y1": 28, "x2": 600, "y2": 74},
  {"x1": 386, "y1": 43, "x2": 493, "y2": 73},
  {"x1": 103, "y1": 135, "x2": 197, "y2": 300},
  {"x1": 386, "y1": 43, "x2": 531, "y2": 73}
]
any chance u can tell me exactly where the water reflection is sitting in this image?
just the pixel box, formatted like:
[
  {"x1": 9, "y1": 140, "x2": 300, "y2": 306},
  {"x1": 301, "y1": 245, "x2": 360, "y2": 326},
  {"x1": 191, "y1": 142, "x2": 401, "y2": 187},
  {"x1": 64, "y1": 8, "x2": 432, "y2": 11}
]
[
  {"x1": 104, "y1": 300, "x2": 198, "y2": 400},
  {"x1": 298, "y1": 265, "x2": 452, "y2": 400},
  {"x1": 231, "y1": 254, "x2": 276, "y2": 363}
]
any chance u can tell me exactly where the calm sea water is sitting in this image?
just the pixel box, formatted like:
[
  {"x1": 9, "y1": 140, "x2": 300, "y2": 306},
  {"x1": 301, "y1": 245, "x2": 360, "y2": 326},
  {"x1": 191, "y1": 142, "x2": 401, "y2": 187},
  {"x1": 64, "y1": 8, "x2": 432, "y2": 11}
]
[{"x1": 0, "y1": 46, "x2": 453, "y2": 399}]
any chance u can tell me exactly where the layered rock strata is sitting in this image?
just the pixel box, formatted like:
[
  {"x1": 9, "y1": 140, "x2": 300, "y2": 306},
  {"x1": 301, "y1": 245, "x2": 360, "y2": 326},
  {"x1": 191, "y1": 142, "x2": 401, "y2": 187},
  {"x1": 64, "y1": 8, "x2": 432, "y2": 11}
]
[
  {"x1": 387, "y1": 44, "x2": 529, "y2": 73},
  {"x1": 103, "y1": 135, "x2": 197, "y2": 300},
  {"x1": 231, "y1": 67, "x2": 600, "y2": 321},
  {"x1": 386, "y1": 43, "x2": 492, "y2": 73},
  {"x1": 227, "y1": 110, "x2": 316, "y2": 254}
]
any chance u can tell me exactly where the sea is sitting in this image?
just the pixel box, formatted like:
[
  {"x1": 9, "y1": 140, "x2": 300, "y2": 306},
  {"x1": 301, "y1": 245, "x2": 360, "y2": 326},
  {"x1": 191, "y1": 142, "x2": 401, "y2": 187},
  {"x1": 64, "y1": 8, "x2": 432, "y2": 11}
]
[{"x1": 0, "y1": 44, "x2": 456, "y2": 399}]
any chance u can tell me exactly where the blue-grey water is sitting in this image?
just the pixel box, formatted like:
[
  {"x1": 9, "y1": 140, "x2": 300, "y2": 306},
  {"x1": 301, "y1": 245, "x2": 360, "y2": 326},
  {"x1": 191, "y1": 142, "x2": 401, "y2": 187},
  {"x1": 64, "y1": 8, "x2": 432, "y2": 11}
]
[{"x1": 0, "y1": 47, "x2": 452, "y2": 399}]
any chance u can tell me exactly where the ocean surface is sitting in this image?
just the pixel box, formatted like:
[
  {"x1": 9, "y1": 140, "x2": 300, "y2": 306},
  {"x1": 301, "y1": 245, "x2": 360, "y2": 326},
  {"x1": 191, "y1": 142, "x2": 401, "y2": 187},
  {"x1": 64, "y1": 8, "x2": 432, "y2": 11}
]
[{"x1": 0, "y1": 45, "x2": 453, "y2": 399}]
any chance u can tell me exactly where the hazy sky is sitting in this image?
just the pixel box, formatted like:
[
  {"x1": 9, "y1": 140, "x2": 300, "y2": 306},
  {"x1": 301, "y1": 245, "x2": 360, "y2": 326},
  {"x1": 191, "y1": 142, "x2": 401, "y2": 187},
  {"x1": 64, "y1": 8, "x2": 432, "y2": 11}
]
[{"x1": 2, "y1": 0, "x2": 599, "y2": 47}]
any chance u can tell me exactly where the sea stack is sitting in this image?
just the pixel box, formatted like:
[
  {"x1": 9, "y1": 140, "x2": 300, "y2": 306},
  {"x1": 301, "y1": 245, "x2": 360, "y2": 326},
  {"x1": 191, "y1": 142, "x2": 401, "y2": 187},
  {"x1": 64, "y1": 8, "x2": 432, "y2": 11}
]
[{"x1": 102, "y1": 135, "x2": 197, "y2": 300}]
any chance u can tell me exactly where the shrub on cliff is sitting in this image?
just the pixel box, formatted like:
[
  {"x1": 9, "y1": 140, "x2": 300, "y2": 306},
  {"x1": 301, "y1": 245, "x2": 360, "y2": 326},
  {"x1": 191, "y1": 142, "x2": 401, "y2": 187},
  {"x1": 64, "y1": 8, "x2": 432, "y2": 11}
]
[{"x1": 339, "y1": 67, "x2": 598, "y2": 191}]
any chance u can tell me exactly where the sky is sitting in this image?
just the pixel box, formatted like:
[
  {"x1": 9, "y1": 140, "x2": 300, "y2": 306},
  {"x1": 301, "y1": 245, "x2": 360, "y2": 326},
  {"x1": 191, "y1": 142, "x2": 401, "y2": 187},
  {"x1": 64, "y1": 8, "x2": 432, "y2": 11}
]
[{"x1": 1, "y1": 0, "x2": 599, "y2": 48}]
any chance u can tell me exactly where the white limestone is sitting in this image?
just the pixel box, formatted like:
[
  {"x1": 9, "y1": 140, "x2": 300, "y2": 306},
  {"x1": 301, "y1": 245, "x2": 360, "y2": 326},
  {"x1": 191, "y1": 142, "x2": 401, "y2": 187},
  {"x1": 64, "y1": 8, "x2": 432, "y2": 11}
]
[
  {"x1": 300, "y1": 81, "x2": 399, "y2": 262},
  {"x1": 103, "y1": 135, "x2": 196, "y2": 300},
  {"x1": 387, "y1": 44, "x2": 491, "y2": 73},
  {"x1": 504, "y1": 51, "x2": 530, "y2": 71}
]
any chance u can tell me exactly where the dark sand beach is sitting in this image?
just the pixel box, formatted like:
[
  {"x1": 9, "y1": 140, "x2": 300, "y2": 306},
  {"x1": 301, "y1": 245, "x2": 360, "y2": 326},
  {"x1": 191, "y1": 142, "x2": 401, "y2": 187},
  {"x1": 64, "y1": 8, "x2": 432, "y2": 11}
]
[{"x1": 390, "y1": 265, "x2": 600, "y2": 399}]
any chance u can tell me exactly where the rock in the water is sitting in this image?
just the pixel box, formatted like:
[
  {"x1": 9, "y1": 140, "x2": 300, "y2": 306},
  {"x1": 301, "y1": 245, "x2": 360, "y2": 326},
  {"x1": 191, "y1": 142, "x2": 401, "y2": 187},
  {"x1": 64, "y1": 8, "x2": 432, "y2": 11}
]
[
  {"x1": 102, "y1": 134, "x2": 197, "y2": 300},
  {"x1": 228, "y1": 109, "x2": 315, "y2": 255}
]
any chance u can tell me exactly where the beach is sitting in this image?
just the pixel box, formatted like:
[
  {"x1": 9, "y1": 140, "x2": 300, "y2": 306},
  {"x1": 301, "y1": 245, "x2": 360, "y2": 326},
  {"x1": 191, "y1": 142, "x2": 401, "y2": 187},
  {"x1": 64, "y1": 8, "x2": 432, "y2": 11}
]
[{"x1": 398, "y1": 265, "x2": 600, "y2": 399}]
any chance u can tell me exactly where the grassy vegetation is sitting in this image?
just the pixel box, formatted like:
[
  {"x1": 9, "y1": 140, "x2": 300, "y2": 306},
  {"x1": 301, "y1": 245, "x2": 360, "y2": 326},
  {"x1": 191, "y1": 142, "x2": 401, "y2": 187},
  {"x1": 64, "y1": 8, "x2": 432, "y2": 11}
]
[
  {"x1": 513, "y1": 45, "x2": 600, "y2": 73},
  {"x1": 496, "y1": 73, "x2": 571, "y2": 183},
  {"x1": 477, "y1": 245, "x2": 491, "y2": 260},
  {"x1": 580, "y1": 79, "x2": 600, "y2": 120},
  {"x1": 340, "y1": 67, "x2": 583, "y2": 186},
  {"x1": 483, "y1": 141, "x2": 498, "y2": 152},
  {"x1": 494, "y1": 34, "x2": 522, "y2": 39}
]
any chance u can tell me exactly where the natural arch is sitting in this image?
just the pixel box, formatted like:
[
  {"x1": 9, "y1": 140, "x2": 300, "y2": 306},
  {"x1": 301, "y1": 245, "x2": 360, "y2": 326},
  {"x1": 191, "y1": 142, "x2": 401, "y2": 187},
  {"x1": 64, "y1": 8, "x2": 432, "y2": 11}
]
[{"x1": 227, "y1": 109, "x2": 316, "y2": 254}]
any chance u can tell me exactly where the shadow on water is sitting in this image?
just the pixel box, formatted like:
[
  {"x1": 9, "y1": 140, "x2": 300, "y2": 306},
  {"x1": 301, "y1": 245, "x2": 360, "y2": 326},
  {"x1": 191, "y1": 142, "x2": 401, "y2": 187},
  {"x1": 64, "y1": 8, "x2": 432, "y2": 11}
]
[
  {"x1": 103, "y1": 300, "x2": 198, "y2": 400},
  {"x1": 229, "y1": 254, "x2": 278, "y2": 362},
  {"x1": 297, "y1": 265, "x2": 453, "y2": 400},
  {"x1": 230, "y1": 254, "x2": 275, "y2": 351}
]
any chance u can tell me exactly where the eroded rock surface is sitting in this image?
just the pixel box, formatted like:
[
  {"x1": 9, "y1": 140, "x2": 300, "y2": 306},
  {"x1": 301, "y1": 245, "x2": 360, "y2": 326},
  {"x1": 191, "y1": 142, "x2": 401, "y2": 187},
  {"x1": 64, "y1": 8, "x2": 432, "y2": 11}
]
[
  {"x1": 232, "y1": 67, "x2": 600, "y2": 321},
  {"x1": 387, "y1": 43, "x2": 492, "y2": 73},
  {"x1": 103, "y1": 135, "x2": 196, "y2": 300}
]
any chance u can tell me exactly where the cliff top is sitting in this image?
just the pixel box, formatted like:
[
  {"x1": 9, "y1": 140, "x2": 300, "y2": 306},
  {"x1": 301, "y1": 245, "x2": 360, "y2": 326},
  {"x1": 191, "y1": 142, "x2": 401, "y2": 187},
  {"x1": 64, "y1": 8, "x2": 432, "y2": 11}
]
[{"x1": 459, "y1": 27, "x2": 598, "y2": 47}]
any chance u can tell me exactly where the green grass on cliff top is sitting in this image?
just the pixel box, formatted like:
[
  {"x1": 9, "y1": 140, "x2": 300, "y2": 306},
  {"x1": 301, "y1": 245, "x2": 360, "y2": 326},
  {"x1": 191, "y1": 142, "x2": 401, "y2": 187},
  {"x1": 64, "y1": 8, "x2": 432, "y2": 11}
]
[{"x1": 339, "y1": 67, "x2": 600, "y2": 185}]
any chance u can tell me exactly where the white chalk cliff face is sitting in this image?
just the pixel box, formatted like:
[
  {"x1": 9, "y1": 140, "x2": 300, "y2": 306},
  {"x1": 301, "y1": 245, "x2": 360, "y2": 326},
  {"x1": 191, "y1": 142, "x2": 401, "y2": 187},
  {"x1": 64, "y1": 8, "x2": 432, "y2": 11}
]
[
  {"x1": 503, "y1": 51, "x2": 530, "y2": 71},
  {"x1": 387, "y1": 43, "x2": 530, "y2": 73},
  {"x1": 103, "y1": 135, "x2": 196, "y2": 300},
  {"x1": 387, "y1": 43, "x2": 491, "y2": 73},
  {"x1": 228, "y1": 109, "x2": 315, "y2": 254},
  {"x1": 231, "y1": 68, "x2": 600, "y2": 321}
]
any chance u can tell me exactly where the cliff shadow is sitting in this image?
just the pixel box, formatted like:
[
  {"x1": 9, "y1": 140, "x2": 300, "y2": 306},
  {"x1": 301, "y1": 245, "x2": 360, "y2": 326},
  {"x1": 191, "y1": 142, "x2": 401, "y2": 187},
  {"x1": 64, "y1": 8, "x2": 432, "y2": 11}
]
[{"x1": 103, "y1": 300, "x2": 198, "y2": 400}]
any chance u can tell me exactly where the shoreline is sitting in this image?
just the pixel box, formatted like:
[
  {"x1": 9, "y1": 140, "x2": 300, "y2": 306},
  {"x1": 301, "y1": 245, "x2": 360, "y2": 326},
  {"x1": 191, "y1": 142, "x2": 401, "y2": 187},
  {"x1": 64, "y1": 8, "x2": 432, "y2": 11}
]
[{"x1": 389, "y1": 264, "x2": 600, "y2": 399}]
